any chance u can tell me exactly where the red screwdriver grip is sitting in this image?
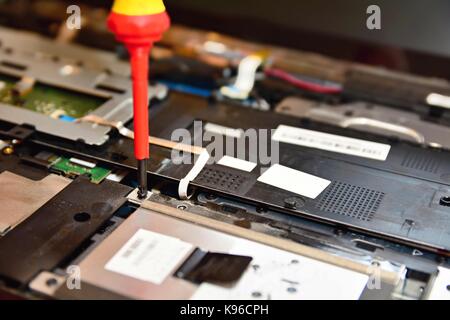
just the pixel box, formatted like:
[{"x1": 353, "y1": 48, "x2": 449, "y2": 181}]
[
  {"x1": 129, "y1": 45, "x2": 151, "y2": 160},
  {"x1": 107, "y1": 10, "x2": 170, "y2": 161}
]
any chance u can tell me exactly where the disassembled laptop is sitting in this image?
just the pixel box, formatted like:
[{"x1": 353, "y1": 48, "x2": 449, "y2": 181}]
[{"x1": 0, "y1": 3, "x2": 449, "y2": 300}]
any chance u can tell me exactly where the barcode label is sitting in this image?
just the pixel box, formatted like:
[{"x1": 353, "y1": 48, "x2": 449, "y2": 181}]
[
  {"x1": 272, "y1": 125, "x2": 391, "y2": 161},
  {"x1": 105, "y1": 229, "x2": 193, "y2": 284}
]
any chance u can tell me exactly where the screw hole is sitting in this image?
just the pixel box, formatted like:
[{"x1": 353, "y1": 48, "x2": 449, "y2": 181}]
[
  {"x1": 287, "y1": 287, "x2": 297, "y2": 293},
  {"x1": 344, "y1": 110, "x2": 354, "y2": 116},
  {"x1": 46, "y1": 278, "x2": 58, "y2": 287},
  {"x1": 74, "y1": 212, "x2": 91, "y2": 222},
  {"x1": 439, "y1": 196, "x2": 450, "y2": 207},
  {"x1": 205, "y1": 194, "x2": 216, "y2": 200}
]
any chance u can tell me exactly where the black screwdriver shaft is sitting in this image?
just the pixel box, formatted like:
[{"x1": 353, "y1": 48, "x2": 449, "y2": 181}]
[{"x1": 137, "y1": 159, "x2": 148, "y2": 199}]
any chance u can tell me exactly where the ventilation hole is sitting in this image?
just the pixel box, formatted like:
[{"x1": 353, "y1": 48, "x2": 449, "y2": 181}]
[
  {"x1": 315, "y1": 182, "x2": 384, "y2": 222},
  {"x1": 195, "y1": 167, "x2": 248, "y2": 192},
  {"x1": 401, "y1": 151, "x2": 441, "y2": 174},
  {"x1": 74, "y1": 212, "x2": 91, "y2": 222}
]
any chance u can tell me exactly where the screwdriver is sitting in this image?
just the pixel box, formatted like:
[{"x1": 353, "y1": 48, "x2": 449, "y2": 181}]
[{"x1": 108, "y1": 0, "x2": 170, "y2": 199}]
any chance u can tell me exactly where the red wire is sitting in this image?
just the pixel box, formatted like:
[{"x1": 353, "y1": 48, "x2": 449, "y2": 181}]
[{"x1": 265, "y1": 68, "x2": 342, "y2": 94}]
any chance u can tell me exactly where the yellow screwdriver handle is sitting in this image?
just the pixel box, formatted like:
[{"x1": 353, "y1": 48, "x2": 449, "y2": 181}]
[{"x1": 112, "y1": 0, "x2": 166, "y2": 16}]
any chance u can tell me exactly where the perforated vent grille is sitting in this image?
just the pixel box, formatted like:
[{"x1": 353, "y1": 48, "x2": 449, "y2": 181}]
[
  {"x1": 316, "y1": 182, "x2": 384, "y2": 221},
  {"x1": 195, "y1": 167, "x2": 248, "y2": 192},
  {"x1": 401, "y1": 152, "x2": 441, "y2": 173}
]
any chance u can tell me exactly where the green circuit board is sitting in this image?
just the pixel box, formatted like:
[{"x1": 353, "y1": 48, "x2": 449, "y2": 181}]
[
  {"x1": 50, "y1": 156, "x2": 111, "y2": 184},
  {"x1": 0, "y1": 73, "x2": 105, "y2": 119}
]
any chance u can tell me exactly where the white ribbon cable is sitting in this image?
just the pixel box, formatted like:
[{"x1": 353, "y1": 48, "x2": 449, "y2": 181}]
[{"x1": 178, "y1": 149, "x2": 210, "y2": 200}]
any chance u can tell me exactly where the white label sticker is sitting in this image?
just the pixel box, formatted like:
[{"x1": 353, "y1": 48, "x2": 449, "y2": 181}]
[
  {"x1": 257, "y1": 164, "x2": 330, "y2": 199},
  {"x1": 217, "y1": 156, "x2": 257, "y2": 172},
  {"x1": 204, "y1": 122, "x2": 242, "y2": 138},
  {"x1": 105, "y1": 229, "x2": 192, "y2": 285},
  {"x1": 272, "y1": 125, "x2": 391, "y2": 161},
  {"x1": 192, "y1": 244, "x2": 368, "y2": 300},
  {"x1": 428, "y1": 267, "x2": 450, "y2": 300}
]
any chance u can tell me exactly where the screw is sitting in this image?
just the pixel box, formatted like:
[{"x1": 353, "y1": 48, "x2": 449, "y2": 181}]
[
  {"x1": 177, "y1": 204, "x2": 187, "y2": 210},
  {"x1": 440, "y1": 196, "x2": 450, "y2": 207},
  {"x1": 284, "y1": 197, "x2": 305, "y2": 209},
  {"x1": 256, "y1": 206, "x2": 267, "y2": 213},
  {"x1": 2, "y1": 146, "x2": 13, "y2": 155}
]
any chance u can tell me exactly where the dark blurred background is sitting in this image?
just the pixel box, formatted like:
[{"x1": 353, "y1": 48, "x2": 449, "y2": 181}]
[
  {"x1": 86, "y1": 0, "x2": 450, "y2": 79},
  {"x1": 2, "y1": 0, "x2": 450, "y2": 79}
]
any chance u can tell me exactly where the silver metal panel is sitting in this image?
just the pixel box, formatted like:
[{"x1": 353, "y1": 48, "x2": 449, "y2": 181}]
[
  {"x1": 276, "y1": 97, "x2": 450, "y2": 149},
  {"x1": 0, "y1": 27, "x2": 167, "y2": 145},
  {"x1": 78, "y1": 206, "x2": 369, "y2": 300},
  {"x1": 0, "y1": 26, "x2": 130, "y2": 76},
  {"x1": 0, "y1": 171, "x2": 70, "y2": 235}
]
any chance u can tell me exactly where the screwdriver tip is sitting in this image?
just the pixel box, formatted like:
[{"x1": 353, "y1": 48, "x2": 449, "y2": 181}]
[{"x1": 137, "y1": 159, "x2": 148, "y2": 199}]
